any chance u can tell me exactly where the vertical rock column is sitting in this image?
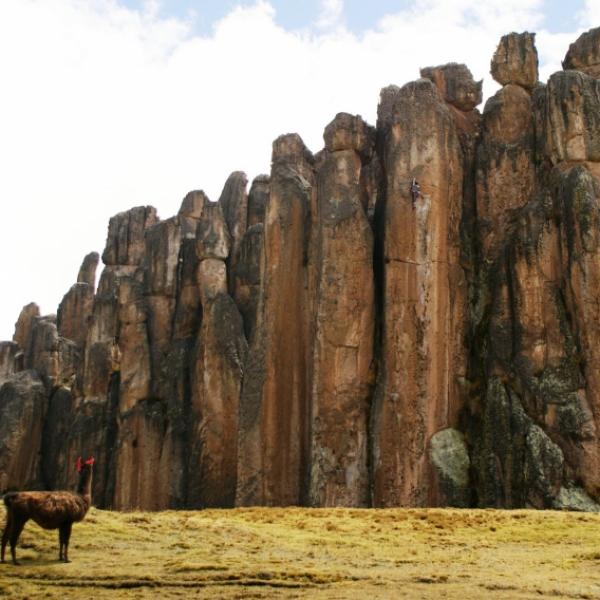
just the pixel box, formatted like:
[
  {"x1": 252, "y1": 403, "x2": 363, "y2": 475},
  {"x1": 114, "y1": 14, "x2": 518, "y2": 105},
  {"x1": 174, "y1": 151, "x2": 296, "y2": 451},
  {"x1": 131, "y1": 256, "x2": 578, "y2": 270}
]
[
  {"x1": 233, "y1": 175, "x2": 269, "y2": 342},
  {"x1": 189, "y1": 202, "x2": 247, "y2": 507},
  {"x1": 309, "y1": 113, "x2": 375, "y2": 507},
  {"x1": 237, "y1": 134, "x2": 315, "y2": 506},
  {"x1": 371, "y1": 79, "x2": 466, "y2": 506}
]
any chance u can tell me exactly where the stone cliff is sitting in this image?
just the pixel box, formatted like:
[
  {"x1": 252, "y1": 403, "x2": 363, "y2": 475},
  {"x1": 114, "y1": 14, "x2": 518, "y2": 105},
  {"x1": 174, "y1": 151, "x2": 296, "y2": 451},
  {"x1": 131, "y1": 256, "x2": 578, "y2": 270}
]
[{"x1": 2, "y1": 28, "x2": 600, "y2": 511}]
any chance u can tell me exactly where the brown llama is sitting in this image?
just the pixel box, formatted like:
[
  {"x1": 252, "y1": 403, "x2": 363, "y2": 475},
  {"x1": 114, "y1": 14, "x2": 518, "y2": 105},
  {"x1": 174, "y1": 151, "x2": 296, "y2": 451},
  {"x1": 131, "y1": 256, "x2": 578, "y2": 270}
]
[{"x1": 1, "y1": 456, "x2": 94, "y2": 564}]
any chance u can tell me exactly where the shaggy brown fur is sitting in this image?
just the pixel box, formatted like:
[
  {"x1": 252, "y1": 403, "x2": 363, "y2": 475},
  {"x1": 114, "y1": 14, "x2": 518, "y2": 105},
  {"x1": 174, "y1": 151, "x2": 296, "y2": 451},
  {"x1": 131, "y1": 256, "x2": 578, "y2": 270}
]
[{"x1": 1, "y1": 458, "x2": 94, "y2": 564}]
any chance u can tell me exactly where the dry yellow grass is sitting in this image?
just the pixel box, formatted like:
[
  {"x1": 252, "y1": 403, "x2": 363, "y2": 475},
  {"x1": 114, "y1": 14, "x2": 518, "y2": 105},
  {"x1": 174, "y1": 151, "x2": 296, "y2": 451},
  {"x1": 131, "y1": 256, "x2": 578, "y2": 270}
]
[{"x1": 0, "y1": 505, "x2": 599, "y2": 598}]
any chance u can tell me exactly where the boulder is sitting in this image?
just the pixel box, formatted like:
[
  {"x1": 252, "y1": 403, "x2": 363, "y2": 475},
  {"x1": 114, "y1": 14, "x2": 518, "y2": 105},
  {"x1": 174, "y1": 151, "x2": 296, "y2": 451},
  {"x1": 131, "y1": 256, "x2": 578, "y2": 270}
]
[
  {"x1": 563, "y1": 26, "x2": 600, "y2": 78},
  {"x1": 420, "y1": 63, "x2": 482, "y2": 111},
  {"x1": 491, "y1": 32, "x2": 539, "y2": 91}
]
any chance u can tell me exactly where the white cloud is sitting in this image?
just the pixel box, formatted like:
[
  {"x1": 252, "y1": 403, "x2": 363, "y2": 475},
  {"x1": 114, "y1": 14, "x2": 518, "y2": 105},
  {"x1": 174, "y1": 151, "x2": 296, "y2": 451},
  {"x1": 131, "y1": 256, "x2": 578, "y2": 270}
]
[
  {"x1": 316, "y1": 0, "x2": 344, "y2": 29},
  {"x1": 580, "y1": 0, "x2": 600, "y2": 25},
  {"x1": 0, "y1": 0, "x2": 586, "y2": 340}
]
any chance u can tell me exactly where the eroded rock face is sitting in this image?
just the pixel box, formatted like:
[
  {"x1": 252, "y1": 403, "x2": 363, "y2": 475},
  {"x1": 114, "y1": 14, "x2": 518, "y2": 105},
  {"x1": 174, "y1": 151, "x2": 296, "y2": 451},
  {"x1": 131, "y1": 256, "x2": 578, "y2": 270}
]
[
  {"x1": 13, "y1": 302, "x2": 40, "y2": 351},
  {"x1": 309, "y1": 113, "x2": 375, "y2": 507},
  {"x1": 491, "y1": 32, "x2": 539, "y2": 90},
  {"x1": 237, "y1": 133, "x2": 315, "y2": 507},
  {"x1": 77, "y1": 252, "x2": 99, "y2": 286},
  {"x1": 102, "y1": 206, "x2": 158, "y2": 266},
  {"x1": 544, "y1": 70, "x2": 600, "y2": 165},
  {"x1": 0, "y1": 371, "x2": 47, "y2": 491},
  {"x1": 0, "y1": 342, "x2": 23, "y2": 384},
  {"x1": 57, "y1": 282, "x2": 95, "y2": 349},
  {"x1": 420, "y1": 63, "x2": 482, "y2": 111},
  {"x1": 371, "y1": 79, "x2": 467, "y2": 507},
  {"x1": 4, "y1": 28, "x2": 600, "y2": 512},
  {"x1": 563, "y1": 26, "x2": 600, "y2": 78}
]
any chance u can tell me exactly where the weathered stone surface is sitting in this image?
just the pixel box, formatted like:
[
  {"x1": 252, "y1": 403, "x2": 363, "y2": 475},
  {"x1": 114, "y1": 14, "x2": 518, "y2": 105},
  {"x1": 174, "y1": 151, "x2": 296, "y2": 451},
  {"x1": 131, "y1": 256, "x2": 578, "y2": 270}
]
[
  {"x1": 25, "y1": 316, "x2": 79, "y2": 387},
  {"x1": 219, "y1": 171, "x2": 248, "y2": 258},
  {"x1": 429, "y1": 429, "x2": 470, "y2": 507},
  {"x1": 563, "y1": 26, "x2": 600, "y2": 78},
  {"x1": 491, "y1": 32, "x2": 538, "y2": 90},
  {"x1": 237, "y1": 133, "x2": 315, "y2": 506},
  {"x1": 323, "y1": 112, "x2": 375, "y2": 155},
  {"x1": 4, "y1": 27, "x2": 600, "y2": 512},
  {"x1": 179, "y1": 190, "x2": 208, "y2": 220},
  {"x1": 309, "y1": 114, "x2": 375, "y2": 508},
  {"x1": 102, "y1": 206, "x2": 159, "y2": 266},
  {"x1": 0, "y1": 371, "x2": 47, "y2": 491},
  {"x1": 189, "y1": 287, "x2": 247, "y2": 508},
  {"x1": 13, "y1": 302, "x2": 40, "y2": 351},
  {"x1": 57, "y1": 283, "x2": 95, "y2": 348},
  {"x1": 554, "y1": 485, "x2": 600, "y2": 512},
  {"x1": 471, "y1": 378, "x2": 564, "y2": 508},
  {"x1": 371, "y1": 79, "x2": 467, "y2": 507},
  {"x1": 196, "y1": 202, "x2": 231, "y2": 260},
  {"x1": 233, "y1": 224, "x2": 263, "y2": 341},
  {"x1": 476, "y1": 83, "x2": 536, "y2": 262},
  {"x1": 247, "y1": 175, "x2": 269, "y2": 227},
  {"x1": 420, "y1": 63, "x2": 482, "y2": 111},
  {"x1": 0, "y1": 342, "x2": 23, "y2": 384},
  {"x1": 77, "y1": 251, "x2": 99, "y2": 286},
  {"x1": 544, "y1": 70, "x2": 600, "y2": 164}
]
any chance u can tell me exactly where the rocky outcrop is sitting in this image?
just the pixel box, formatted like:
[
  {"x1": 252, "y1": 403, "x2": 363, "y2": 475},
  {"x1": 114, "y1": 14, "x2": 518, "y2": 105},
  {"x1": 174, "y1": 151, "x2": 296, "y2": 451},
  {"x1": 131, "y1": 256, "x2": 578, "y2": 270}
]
[
  {"x1": 371, "y1": 78, "x2": 466, "y2": 507},
  {"x1": 4, "y1": 28, "x2": 600, "y2": 512},
  {"x1": 491, "y1": 32, "x2": 539, "y2": 90},
  {"x1": 309, "y1": 113, "x2": 375, "y2": 508},
  {"x1": 237, "y1": 134, "x2": 315, "y2": 507},
  {"x1": 13, "y1": 302, "x2": 40, "y2": 351},
  {"x1": 420, "y1": 63, "x2": 482, "y2": 111},
  {"x1": 58, "y1": 254, "x2": 99, "y2": 348},
  {"x1": 563, "y1": 27, "x2": 600, "y2": 78},
  {"x1": 0, "y1": 371, "x2": 47, "y2": 492}
]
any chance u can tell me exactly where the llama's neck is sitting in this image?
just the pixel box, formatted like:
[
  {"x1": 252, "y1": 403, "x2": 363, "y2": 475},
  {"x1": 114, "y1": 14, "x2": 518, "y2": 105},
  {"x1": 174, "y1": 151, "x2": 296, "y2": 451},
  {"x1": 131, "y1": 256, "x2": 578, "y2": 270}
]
[{"x1": 77, "y1": 471, "x2": 93, "y2": 505}]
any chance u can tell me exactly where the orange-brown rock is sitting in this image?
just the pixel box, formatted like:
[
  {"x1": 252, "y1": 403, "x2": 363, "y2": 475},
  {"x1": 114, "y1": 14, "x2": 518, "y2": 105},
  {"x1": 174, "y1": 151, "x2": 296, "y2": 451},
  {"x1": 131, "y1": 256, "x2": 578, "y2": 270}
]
[
  {"x1": 563, "y1": 26, "x2": 600, "y2": 78},
  {"x1": 237, "y1": 134, "x2": 315, "y2": 506},
  {"x1": 218, "y1": 171, "x2": 248, "y2": 291},
  {"x1": 475, "y1": 83, "x2": 537, "y2": 262},
  {"x1": 491, "y1": 32, "x2": 539, "y2": 91},
  {"x1": 371, "y1": 79, "x2": 466, "y2": 507},
  {"x1": 189, "y1": 257, "x2": 247, "y2": 507},
  {"x1": 77, "y1": 252, "x2": 99, "y2": 286},
  {"x1": 420, "y1": 63, "x2": 482, "y2": 111},
  {"x1": 58, "y1": 254, "x2": 98, "y2": 348},
  {"x1": 0, "y1": 342, "x2": 23, "y2": 384},
  {"x1": 247, "y1": 175, "x2": 269, "y2": 227},
  {"x1": 309, "y1": 113, "x2": 375, "y2": 507},
  {"x1": 4, "y1": 27, "x2": 600, "y2": 513},
  {"x1": 0, "y1": 371, "x2": 47, "y2": 491},
  {"x1": 544, "y1": 70, "x2": 600, "y2": 164},
  {"x1": 102, "y1": 206, "x2": 158, "y2": 266},
  {"x1": 13, "y1": 302, "x2": 40, "y2": 352}
]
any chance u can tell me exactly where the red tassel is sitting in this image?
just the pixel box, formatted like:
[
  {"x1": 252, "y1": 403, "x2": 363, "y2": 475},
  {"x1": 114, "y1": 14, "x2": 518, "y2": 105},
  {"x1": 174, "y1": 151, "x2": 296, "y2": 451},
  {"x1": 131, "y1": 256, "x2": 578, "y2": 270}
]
[
  {"x1": 76, "y1": 457, "x2": 83, "y2": 472},
  {"x1": 85, "y1": 457, "x2": 95, "y2": 466}
]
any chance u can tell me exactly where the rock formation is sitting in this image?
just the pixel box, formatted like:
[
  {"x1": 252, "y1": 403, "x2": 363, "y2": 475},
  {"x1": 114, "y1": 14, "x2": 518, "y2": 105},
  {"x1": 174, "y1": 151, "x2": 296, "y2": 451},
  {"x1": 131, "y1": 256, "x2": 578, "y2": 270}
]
[{"x1": 2, "y1": 27, "x2": 600, "y2": 512}]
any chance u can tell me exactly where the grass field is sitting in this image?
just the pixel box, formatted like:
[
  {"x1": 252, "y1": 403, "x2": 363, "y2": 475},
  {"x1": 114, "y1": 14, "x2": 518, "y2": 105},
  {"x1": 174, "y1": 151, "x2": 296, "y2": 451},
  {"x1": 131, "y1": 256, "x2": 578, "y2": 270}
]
[{"x1": 0, "y1": 505, "x2": 599, "y2": 599}]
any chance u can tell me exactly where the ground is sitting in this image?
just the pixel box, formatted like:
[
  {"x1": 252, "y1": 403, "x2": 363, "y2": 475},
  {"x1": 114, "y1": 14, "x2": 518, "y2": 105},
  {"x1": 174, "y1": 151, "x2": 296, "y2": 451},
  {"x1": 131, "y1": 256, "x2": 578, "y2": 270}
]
[{"x1": 0, "y1": 505, "x2": 599, "y2": 598}]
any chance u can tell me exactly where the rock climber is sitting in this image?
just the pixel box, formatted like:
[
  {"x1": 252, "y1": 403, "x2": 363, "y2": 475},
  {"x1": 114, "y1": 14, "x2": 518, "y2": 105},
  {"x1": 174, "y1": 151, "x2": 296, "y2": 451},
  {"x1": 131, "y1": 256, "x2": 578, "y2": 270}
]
[{"x1": 410, "y1": 178, "x2": 421, "y2": 207}]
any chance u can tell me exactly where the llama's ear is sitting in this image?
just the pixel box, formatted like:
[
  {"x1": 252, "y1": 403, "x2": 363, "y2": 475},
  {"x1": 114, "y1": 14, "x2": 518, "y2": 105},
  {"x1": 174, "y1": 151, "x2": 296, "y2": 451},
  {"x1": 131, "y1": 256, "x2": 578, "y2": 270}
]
[
  {"x1": 86, "y1": 457, "x2": 95, "y2": 466},
  {"x1": 76, "y1": 457, "x2": 83, "y2": 472}
]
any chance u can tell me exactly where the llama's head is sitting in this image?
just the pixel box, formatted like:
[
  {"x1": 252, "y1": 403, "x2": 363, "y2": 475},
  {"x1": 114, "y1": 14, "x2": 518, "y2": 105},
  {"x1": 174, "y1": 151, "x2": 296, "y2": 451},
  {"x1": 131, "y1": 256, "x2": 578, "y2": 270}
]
[{"x1": 76, "y1": 457, "x2": 95, "y2": 478}]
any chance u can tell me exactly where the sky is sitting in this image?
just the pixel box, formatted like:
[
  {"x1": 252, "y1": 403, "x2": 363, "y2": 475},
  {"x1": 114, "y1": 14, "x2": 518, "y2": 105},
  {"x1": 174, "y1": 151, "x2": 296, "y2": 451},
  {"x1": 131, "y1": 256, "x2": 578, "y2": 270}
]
[{"x1": 0, "y1": 0, "x2": 598, "y2": 342}]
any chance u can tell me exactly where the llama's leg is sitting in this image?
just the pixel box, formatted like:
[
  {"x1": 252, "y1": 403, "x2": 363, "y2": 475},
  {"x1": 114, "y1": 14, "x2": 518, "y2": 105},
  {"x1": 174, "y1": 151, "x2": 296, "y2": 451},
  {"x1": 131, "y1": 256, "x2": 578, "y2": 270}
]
[
  {"x1": 59, "y1": 522, "x2": 72, "y2": 562},
  {"x1": 1, "y1": 513, "x2": 11, "y2": 563},
  {"x1": 9, "y1": 518, "x2": 26, "y2": 565}
]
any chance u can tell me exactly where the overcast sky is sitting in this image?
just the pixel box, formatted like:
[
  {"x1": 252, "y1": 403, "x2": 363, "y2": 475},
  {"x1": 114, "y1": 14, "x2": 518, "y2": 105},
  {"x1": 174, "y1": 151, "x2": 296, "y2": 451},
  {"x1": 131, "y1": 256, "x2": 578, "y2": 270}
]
[{"x1": 0, "y1": 0, "x2": 598, "y2": 341}]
